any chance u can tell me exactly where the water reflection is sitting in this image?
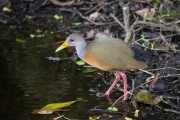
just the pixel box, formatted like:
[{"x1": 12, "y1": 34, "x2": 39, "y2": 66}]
[
  {"x1": 0, "y1": 24, "x2": 75, "y2": 120},
  {"x1": 0, "y1": 23, "x2": 178, "y2": 120}
]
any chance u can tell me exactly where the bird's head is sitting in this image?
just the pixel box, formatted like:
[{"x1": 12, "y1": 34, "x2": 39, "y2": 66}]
[{"x1": 55, "y1": 33, "x2": 84, "y2": 52}]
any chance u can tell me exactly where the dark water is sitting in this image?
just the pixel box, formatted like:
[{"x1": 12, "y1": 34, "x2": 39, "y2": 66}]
[{"x1": 0, "y1": 23, "x2": 178, "y2": 120}]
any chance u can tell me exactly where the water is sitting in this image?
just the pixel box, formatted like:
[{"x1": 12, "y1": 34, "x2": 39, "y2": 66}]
[{"x1": 0, "y1": 23, "x2": 178, "y2": 120}]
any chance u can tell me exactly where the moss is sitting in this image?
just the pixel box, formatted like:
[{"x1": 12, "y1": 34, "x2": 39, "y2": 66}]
[{"x1": 135, "y1": 92, "x2": 163, "y2": 105}]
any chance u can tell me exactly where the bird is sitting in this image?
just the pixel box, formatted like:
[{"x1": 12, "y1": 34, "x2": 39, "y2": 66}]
[{"x1": 55, "y1": 33, "x2": 146, "y2": 100}]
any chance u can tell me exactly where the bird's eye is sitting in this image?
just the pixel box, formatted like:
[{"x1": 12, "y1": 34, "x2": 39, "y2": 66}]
[{"x1": 69, "y1": 39, "x2": 74, "y2": 42}]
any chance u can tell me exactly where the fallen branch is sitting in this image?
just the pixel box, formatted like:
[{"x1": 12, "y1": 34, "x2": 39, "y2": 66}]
[
  {"x1": 110, "y1": 13, "x2": 125, "y2": 29},
  {"x1": 77, "y1": 11, "x2": 115, "y2": 26},
  {"x1": 149, "y1": 73, "x2": 161, "y2": 89},
  {"x1": 123, "y1": 6, "x2": 132, "y2": 43}
]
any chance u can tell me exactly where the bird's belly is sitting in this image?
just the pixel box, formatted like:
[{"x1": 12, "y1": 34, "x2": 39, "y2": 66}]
[{"x1": 84, "y1": 57, "x2": 113, "y2": 71}]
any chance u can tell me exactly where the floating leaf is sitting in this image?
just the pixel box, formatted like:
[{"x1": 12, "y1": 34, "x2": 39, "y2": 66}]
[
  {"x1": 36, "y1": 29, "x2": 42, "y2": 33},
  {"x1": 107, "y1": 107, "x2": 118, "y2": 112},
  {"x1": 16, "y1": 38, "x2": 26, "y2": 43},
  {"x1": 2, "y1": 7, "x2": 11, "y2": 12},
  {"x1": 32, "y1": 98, "x2": 83, "y2": 114},
  {"x1": 36, "y1": 34, "x2": 45, "y2": 38},
  {"x1": 25, "y1": 15, "x2": 32, "y2": 19},
  {"x1": 76, "y1": 60, "x2": 85, "y2": 66},
  {"x1": 125, "y1": 117, "x2": 133, "y2": 120},
  {"x1": 30, "y1": 34, "x2": 36, "y2": 38},
  {"x1": 54, "y1": 14, "x2": 63, "y2": 20},
  {"x1": 83, "y1": 68, "x2": 97, "y2": 73},
  {"x1": 89, "y1": 108, "x2": 120, "y2": 114}
]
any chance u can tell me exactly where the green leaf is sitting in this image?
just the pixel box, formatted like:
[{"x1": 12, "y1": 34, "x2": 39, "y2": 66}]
[
  {"x1": 16, "y1": 38, "x2": 26, "y2": 43},
  {"x1": 107, "y1": 107, "x2": 118, "y2": 112},
  {"x1": 30, "y1": 34, "x2": 36, "y2": 38},
  {"x1": 151, "y1": 43, "x2": 155, "y2": 49},
  {"x1": 32, "y1": 99, "x2": 83, "y2": 114},
  {"x1": 83, "y1": 68, "x2": 97, "y2": 73},
  {"x1": 76, "y1": 60, "x2": 85, "y2": 66},
  {"x1": 54, "y1": 14, "x2": 63, "y2": 20}
]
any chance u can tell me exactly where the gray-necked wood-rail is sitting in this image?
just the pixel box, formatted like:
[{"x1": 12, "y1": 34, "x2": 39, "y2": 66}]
[{"x1": 55, "y1": 33, "x2": 146, "y2": 100}]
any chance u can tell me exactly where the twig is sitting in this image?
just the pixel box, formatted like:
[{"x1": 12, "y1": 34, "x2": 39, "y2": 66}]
[
  {"x1": 131, "y1": 79, "x2": 135, "y2": 99},
  {"x1": 162, "y1": 100, "x2": 180, "y2": 109},
  {"x1": 159, "y1": 33, "x2": 176, "y2": 53},
  {"x1": 149, "y1": 73, "x2": 161, "y2": 89},
  {"x1": 97, "y1": 0, "x2": 119, "y2": 11},
  {"x1": 159, "y1": 74, "x2": 180, "y2": 78},
  {"x1": 133, "y1": 20, "x2": 180, "y2": 32},
  {"x1": 132, "y1": 40, "x2": 180, "y2": 51},
  {"x1": 139, "y1": 69, "x2": 154, "y2": 76},
  {"x1": 0, "y1": 18, "x2": 7, "y2": 24},
  {"x1": 85, "y1": 5, "x2": 99, "y2": 15},
  {"x1": 49, "y1": 0, "x2": 84, "y2": 6},
  {"x1": 163, "y1": 95, "x2": 180, "y2": 99},
  {"x1": 164, "y1": 109, "x2": 180, "y2": 114},
  {"x1": 123, "y1": 6, "x2": 132, "y2": 43},
  {"x1": 77, "y1": 11, "x2": 115, "y2": 25},
  {"x1": 110, "y1": 13, "x2": 125, "y2": 29}
]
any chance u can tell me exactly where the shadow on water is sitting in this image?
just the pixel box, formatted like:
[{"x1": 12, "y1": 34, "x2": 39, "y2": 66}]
[
  {"x1": 0, "y1": 23, "x2": 97, "y2": 120},
  {"x1": 0, "y1": 23, "x2": 179, "y2": 120}
]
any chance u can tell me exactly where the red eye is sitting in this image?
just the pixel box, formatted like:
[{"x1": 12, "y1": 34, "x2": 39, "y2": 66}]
[{"x1": 69, "y1": 39, "x2": 74, "y2": 42}]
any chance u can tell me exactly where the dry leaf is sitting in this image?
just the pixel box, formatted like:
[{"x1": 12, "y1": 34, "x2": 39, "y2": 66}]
[
  {"x1": 95, "y1": 32, "x2": 111, "y2": 39},
  {"x1": 135, "y1": 8, "x2": 155, "y2": 21},
  {"x1": 86, "y1": 30, "x2": 95, "y2": 39},
  {"x1": 89, "y1": 12, "x2": 103, "y2": 20},
  {"x1": 95, "y1": 30, "x2": 113, "y2": 39},
  {"x1": 134, "y1": 110, "x2": 139, "y2": 117}
]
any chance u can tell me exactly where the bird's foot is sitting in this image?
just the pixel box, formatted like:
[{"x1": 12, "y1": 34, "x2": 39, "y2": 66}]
[
  {"x1": 123, "y1": 95, "x2": 129, "y2": 101},
  {"x1": 104, "y1": 91, "x2": 110, "y2": 97}
]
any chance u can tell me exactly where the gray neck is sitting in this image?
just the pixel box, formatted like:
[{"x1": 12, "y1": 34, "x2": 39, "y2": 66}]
[{"x1": 76, "y1": 41, "x2": 88, "y2": 61}]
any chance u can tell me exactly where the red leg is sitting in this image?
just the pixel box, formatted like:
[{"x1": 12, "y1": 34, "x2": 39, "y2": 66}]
[
  {"x1": 104, "y1": 72, "x2": 121, "y2": 97},
  {"x1": 117, "y1": 71, "x2": 128, "y2": 101},
  {"x1": 104, "y1": 71, "x2": 128, "y2": 101}
]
